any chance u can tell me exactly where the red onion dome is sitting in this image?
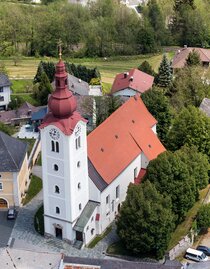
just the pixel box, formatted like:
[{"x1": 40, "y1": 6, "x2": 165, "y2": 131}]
[{"x1": 48, "y1": 60, "x2": 77, "y2": 118}]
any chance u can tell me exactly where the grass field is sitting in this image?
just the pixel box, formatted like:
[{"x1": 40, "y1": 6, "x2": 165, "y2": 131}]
[{"x1": 1, "y1": 53, "x2": 171, "y2": 85}]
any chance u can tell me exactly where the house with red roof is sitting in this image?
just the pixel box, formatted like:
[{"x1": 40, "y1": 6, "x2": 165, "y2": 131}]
[
  {"x1": 111, "y1": 68, "x2": 154, "y2": 97},
  {"x1": 172, "y1": 46, "x2": 210, "y2": 69},
  {"x1": 39, "y1": 58, "x2": 165, "y2": 248}
]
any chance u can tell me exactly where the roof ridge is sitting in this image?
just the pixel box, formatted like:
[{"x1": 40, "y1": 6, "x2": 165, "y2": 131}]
[
  {"x1": 0, "y1": 132, "x2": 18, "y2": 169},
  {"x1": 200, "y1": 48, "x2": 210, "y2": 61}
]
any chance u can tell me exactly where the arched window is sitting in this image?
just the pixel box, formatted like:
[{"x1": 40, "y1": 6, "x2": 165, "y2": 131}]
[
  {"x1": 55, "y1": 185, "x2": 60, "y2": 194},
  {"x1": 79, "y1": 203, "x2": 82, "y2": 210},
  {"x1": 54, "y1": 164, "x2": 59, "y2": 171},
  {"x1": 78, "y1": 182, "x2": 81, "y2": 190},
  {"x1": 56, "y1": 142, "x2": 59, "y2": 153},
  {"x1": 91, "y1": 228, "x2": 95, "y2": 235},
  {"x1": 51, "y1": 141, "x2": 55, "y2": 152},
  {"x1": 56, "y1": 207, "x2": 60, "y2": 214},
  {"x1": 77, "y1": 161, "x2": 80, "y2": 168}
]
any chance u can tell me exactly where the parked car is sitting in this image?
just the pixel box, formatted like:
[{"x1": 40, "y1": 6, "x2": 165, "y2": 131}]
[
  {"x1": 185, "y1": 248, "x2": 208, "y2": 262},
  {"x1": 196, "y1": 245, "x2": 210, "y2": 256},
  {"x1": 7, "y1": 208, "x2": 16, "y2": 220}
]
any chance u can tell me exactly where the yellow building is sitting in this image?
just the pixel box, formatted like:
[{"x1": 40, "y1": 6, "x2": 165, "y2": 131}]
[{"x1": 0, "y1": 131, "x2": 29, "y2": 209}]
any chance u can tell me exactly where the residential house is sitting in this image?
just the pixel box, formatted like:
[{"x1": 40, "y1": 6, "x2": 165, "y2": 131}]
[
  {"x1": 0, "y1": 132, "x2": 29, "y2": 209},
  {"x1": 172, "y1": 46, "x2": 210, "y2": 69},
  {"x1": 0, "y1": 73, "x2": 12, "y2": 110},
  {"x1": 0, "y1": 102, "x2": 40, "y2": 126},
  {"x1": 111, "y1": 68, "x2": 154, "y2": 97},
  {"x1": 39, "y1": 58, "x2": 165, "y2": 248},
  {"x1": 199, "y1": 97, "x2": 210, "y2": 117}
]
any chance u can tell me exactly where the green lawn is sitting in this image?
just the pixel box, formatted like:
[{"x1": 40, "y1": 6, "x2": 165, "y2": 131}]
[
  {"x1": 2, "y1": 53, "x2": 173, "y2": 85},
  {"x1": 168, "y1": 186, "x2": 210, "y2": 250},
  {"x1": 88, "y1": 225, "x2": 112, "y2": 248},
  {"x1": 11, "y1": 79, "x2": 33, "y2": 94},
  {"x1": 11, "y1": 93, "x2": 38, "y2": 106},
  {"x1": 22, "y1": 175, "x2": 42, "y2": 205}
]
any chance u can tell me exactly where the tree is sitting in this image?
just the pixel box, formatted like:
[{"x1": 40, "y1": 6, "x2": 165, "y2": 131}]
[
  {"x1": 176, "y1": 145, "x2": 209, "y2": 191},
  {"x1": 33, "y1": 72, "x2": 52, "y2": 105},
  {"x1": 138, "y1": 61, "x2": 156, "y2": 77},
  {"x1": 168, "y1": 67, "x2": 210, "y2": 110},
  {"x1": 166, "y1": 106, "x2": 210, "y2": 158},
  {"x1": 117, "y1": 180, "x2": 175, "y2": 258},
  {"x1": 33, "y1": 61, "x2": 44, "y2": 84},
  {"x1": 186, "y1": 49, "x2": 201, "y2": 66},
  {"x1": 157, "y1": 54, "x2": 172, "y2": 88},
  {"x1": 197, "y1": 204, "x2": 210, "y2": 231},
  {"x1": 136, "y1": 23, "x2": 157, "y2": 54},
  {"x1": 145, "y1": 151, "x2": 197, "y2": 222},
  {"x1": 141, "y1": 87, "x2": 173, "y2": 143}
]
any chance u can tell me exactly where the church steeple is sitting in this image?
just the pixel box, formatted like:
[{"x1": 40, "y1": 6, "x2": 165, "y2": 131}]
[{"x1": 48, "y1": 52, "x2": 76, "y2": 118}]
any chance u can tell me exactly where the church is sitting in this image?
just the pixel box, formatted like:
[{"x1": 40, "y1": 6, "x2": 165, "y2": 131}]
[{"x1": 39, "y1": 57, "x2": 166, "y2": 248}]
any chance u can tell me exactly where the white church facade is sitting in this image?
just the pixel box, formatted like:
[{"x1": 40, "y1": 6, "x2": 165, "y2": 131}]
[{"x1": 40, "y1": 58, "x2": 165, "y2": 248}]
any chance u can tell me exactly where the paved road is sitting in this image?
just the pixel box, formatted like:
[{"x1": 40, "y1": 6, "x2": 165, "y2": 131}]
[{"x1": 0, "y1": 211, "x2": 16, "y2": 247}]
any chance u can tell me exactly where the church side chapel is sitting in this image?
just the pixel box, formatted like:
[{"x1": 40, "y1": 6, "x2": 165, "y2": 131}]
[{"x1": 40, "y1": 54, "x2": 166, "y2": 248}]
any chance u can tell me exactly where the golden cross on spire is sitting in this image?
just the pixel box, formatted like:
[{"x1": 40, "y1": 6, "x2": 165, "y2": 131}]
[{"x1": 57, "y1": 39, "x2": 62, "y2": 60}]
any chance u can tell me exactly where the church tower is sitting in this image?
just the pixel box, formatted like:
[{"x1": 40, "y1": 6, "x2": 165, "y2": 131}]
[{"x1": 39, "y1": 56, "x2": 89, "y2": 242}]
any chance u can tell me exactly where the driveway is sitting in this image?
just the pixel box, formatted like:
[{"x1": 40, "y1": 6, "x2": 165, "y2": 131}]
[{"x1": 0, "y1": 211, "x2": 16, "y2": 247}]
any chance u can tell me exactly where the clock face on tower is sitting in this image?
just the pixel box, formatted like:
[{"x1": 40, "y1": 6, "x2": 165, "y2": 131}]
[
  {"x1": 49, "y1": 128, "x2": 60, "y2": 140},
  {"x1": 75, "y1": 124, "x2": 81, "y2": 137}
]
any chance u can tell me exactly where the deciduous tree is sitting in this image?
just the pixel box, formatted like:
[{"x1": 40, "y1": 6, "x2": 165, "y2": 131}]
[{"x1": 117, "y1": 180, "x2": 175, "y2": 258}]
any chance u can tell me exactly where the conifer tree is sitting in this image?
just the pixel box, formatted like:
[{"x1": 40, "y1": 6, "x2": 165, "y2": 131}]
[
  {"x1": 186, "y1": 49, "x2": 201, "y2": 66},
  {"x1": 157, "y1": 54, "x2": 172, "y2": 88},
  {"x1": 33, "y1": 72, "x2": 52, "y2": 105}
]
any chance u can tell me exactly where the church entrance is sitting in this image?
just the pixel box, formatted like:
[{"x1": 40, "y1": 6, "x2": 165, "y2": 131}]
[
  {"x1": 0, "y1": 198, "x2": 8, "y2": 209},
  {"x1": 76, "y1": 231, "x2": 83, "y2": 242},
  {"x1": 55, "y1": 227, "x2": 63, "y2": 239}
]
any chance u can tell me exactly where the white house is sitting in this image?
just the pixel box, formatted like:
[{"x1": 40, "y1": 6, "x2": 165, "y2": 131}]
[
  {"x1": 0, "y1": 73, "x2": 11, "y2": 110},
  {"x1": 40, "y1": 58, "x2": 165, "y2": 248},
  {"x1": 111, "y1": 68, "x2": 154, "y2": 97}
]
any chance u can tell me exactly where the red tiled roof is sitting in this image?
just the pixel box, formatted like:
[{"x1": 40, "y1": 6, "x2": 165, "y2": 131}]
[
  {"x1": 134, "y1": 168, "x2": 146, "y2": 185},
  {"x1": 172, "y1": 47, "x2": 210, "y2": 68},
  {"x1": 111, "y1": 68, "x2": 154, "y2": 94},
  {"x1": 88, "y1": 95, "x2": 165, "y2": 185}
]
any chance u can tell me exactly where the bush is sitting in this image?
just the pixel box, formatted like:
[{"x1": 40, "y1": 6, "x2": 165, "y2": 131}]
[{"x1": 197, "y1": 204, "x2": 210, "y2": 231}]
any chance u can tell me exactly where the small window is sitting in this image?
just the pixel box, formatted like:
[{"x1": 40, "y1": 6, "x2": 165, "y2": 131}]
[
  {"x1": 79, "y1": 203, "x2": 82, "y2": 210},
  {"x1": 65, "y1": 78, "x2": 68, "y2": 85},
  {"x1": 86, "y1": 226, "x2": 89, "y2": 231},
  {"x1": 51, "y1": 141, "x2": 55, "y2": 152},
  {"x1": 75, "y1": 136, "x2": 81, "y2": 150},
  {"x1": 112, "y1": 200, "x2": 114, "y2": 212},
  {"x1": 0, "y1": 182, "x2": 3, "y2": 190},
  {"x1": 116, "y1": 185, "x2": 120, "y2": 199},
  {"x1": 56, "y1": 142, "x2": 59, "y2": 153},
  {"x1": 91, "y1": 228, "x2": 95, "y2": 235},
  {"x1": 0, "y1": 87, "x2": 3, "y2": 93},
  {"x1": 54, "y1": 164, "x2": 59, "y2": 171},
  {"x1": 55, "y1": 185, "x2": 60, "y2": 194},
  {"x1": 0, "y1": 96, "x2": 4, "y2": 102},
  {"x1": 77, "y1": 161, "x2": 80, "y2": 168},
  {"x1": 56, "y1": 207, "x2": 60, "y2": 214},
  {"x1": 106, "y1": 195, "x2": 110, "y2": 205},
  {"x1": 91, "y1": 216, "x2": 94, "y2": 222},
  {"x1": 134, "y1": 167, "x2": 138, "y2": 178},
  {"x1": 78, "y1": 182, "x2": 81, "y2": 190}
]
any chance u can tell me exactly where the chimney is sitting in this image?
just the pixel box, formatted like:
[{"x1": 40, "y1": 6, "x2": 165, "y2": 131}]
[
  {"x1": 129, "y1": 76, "x2": 134, "y2": 82},
  {"x1": 78, "y1": 79, "x2": 81, "y2": 83},
  {"x1": 124, "y1": 72, "x2": 129, "y2": 78}
]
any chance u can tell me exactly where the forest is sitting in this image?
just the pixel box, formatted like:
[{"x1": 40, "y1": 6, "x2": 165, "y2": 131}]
[{"x1": 0, "y1": 0, "x2": 210, "y2": 57}]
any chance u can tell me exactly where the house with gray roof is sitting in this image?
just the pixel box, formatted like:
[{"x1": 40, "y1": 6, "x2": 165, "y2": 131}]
[
  {"x1": 0, "y1": 131, "x2": 29, "y2": 209},
  {"x1": 0, "y1": 73, "x2": 12, "y2": 110}
]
